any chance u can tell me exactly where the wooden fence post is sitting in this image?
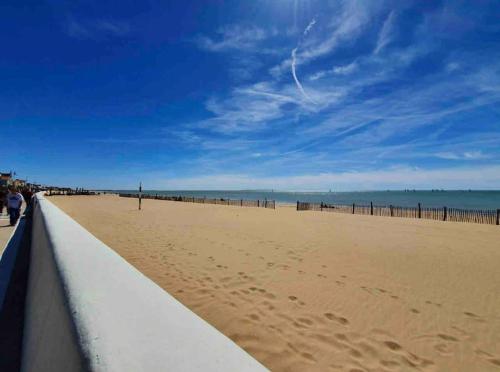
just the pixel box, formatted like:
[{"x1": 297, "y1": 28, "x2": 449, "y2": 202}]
[
  {"x1": 258, "y1": 200, "x2": 260, "y2": 207},
  {"x1": 352, "y1": 203, "x2": 355, "y2": 214},
  {"x1": 296, "y1": 201, "x2": 299, "y2": 211},
  {"x1": 418, "y1": 203, "x2": 421, "y2": 218},
  {"x1": 390, "y1": 205, "x2": 393, "y2": 217},
  {"x1": 370, "y1": 202, "x2": 373, "y2": 215},
  {"x1": 320, "y1": 202, "x2": 323, "y2": 212},
  {"x1": 443, "y1": 206, "x2": 447, "y2": 221},
  {"x1": 496, "y1": 209, "x2": 499, "y2": 225}
]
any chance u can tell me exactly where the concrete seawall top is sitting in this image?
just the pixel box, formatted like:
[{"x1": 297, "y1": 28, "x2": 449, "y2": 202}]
[{"x1": 22, "y1": 193, "x2": 267, "y2": 371}]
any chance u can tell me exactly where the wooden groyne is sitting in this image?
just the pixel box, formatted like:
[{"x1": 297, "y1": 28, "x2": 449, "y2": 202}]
[
  {"x1": 119, "y1": 193, "x2": 276, "y2": 209},
  {"x1": 296, "y1": 201, "x2": 500, "y2": 225}
]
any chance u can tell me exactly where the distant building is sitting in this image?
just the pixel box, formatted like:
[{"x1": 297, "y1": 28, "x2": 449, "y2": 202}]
[
  {"x1": 0, "y1": 172, "x2": 13, "y2": 187},
  {"x1": 13, "y1": 179, "x2": 26, "y2": 188}
]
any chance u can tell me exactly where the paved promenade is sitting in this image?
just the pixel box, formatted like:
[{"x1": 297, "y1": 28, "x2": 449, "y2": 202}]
[{"x1": 0, "y1": 213, "x2": 15, "y2": 255}]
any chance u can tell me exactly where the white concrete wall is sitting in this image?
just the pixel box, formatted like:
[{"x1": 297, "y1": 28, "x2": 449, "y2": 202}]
[{"x1": 22, "y1": 194, "x2": 267, "y2": 372}]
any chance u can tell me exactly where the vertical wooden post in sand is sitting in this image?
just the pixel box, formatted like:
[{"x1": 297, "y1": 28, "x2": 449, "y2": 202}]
[
  {"x1": 443, "y1": 206, "x2": 447, "y2": 221},
  {"x1": 138, "y1": 182, "x2": 142, "y2": 210},
  {"x1": 496, "y1": 209, "x2": 500, "y2": 225},
  {"x1": 418, "y1": 203, "x2": 421, "y2": 218},
  {"x1": 296, "y1": 201, "x2": 299, "y2": 211},
  {"x1": 352, "y1": 203, "x2": 355, "y2": 214},
  {"x1": 370, "y1": 202, "x2": 373, "y2": 215}
]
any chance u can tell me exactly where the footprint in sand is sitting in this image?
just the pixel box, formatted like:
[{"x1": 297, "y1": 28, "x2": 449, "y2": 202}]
[
  {"x1": 425, "y1": 300, "x2": 442, "y2": 308},
  {"x1": 490, "y1": 359, "x2": 500, "y2": 367},
  {"x1": 380, "y1": 360, "x2": 400, "y2": 368},
  {"x1": 434, "y1": 343, "x2": 452, "y2": 356},
  {"x1": 475, "y1": 350, "x2": 500, "y2": 367},
  {"x1": 437, "y1": 334, "x2": 458, "y2": 342},
  {"x1": 383, "y1": 341, "x2": 402, "y2": 351},
  {"x1": 464, "y1": 311, "x2": 486, "y2": 323},
  {"x1": 324, "y1": 312, "x2": 349, "y2": 325},
  {"x1": 348, "y1": 348, "x2": 363, "y2": 359},
  {"x1": 300, "y1": 352, "x2": 316, "y2": 362},
  {"x1": 297, "y1": 317, "x2": 314, "y2": 326}
]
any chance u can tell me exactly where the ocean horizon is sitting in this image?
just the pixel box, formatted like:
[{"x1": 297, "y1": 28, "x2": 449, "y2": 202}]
[{"x1": 110, "y1": 190, "x2": 500, "y2": 210}]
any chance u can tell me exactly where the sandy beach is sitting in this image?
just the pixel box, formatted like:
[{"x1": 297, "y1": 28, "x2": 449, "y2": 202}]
[{"x1": 49, "y1": 195, "x2": 500, "y2": 372}]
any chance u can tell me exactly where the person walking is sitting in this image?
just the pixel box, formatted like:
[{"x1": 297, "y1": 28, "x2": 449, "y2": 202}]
[
  {"x1": 6, "y1": 186, "x2": 24, "y2": 226},
  {"x1": 0, "y1": 188, "x2": 6, "y2": 215},
  {"x1": 21, "y1": 187, "x2": 33, "y2": 208}
]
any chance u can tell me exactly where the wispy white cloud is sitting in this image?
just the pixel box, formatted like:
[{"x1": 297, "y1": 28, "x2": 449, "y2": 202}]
[
  {"x1": 154, "y1": 165, "x2": 500, "y2": 191},
  {"x1": 374, "y1": 11, "x2": 397, "y2": 54},
  {"x1": 172, "y1": 1, "x2": 500, "y2": 188},
  {"x1": 63, "y1": 16, "x2": 130, "y2": 40},
  {"x1": 446, "y1": 61, "x2": 460, "y2": 73},
  {"x1": 293, "y1": 2, "x2": 378, "y2": 68},
  {"x1": 309, "y1": 61, "x2": 358, "y2": 80},
  {"x1": 434, "y1": 151, "x2": 488, "y2": 160},
  {"x1": 195, "y1": 25, "x2": 275, "y2": 52}
]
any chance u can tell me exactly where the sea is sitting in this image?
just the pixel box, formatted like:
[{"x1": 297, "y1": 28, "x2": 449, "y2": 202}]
[{"x1": 112, "y1": 190, "x2": 500, "y2": 210}]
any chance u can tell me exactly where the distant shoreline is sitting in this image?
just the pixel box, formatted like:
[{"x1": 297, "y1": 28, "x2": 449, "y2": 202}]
[{"x1": 101, "y1": 189, "x2": 500, "y2": 210}]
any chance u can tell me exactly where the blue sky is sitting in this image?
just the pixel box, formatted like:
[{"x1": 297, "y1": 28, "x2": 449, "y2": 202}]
[{"x1": 2, "y1": 0, "x2": 500, "y2": 190}]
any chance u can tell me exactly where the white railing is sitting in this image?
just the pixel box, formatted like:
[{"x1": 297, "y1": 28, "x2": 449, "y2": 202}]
[{"x1": 22, "y1": 193, "x2": 266, "y2": 372}]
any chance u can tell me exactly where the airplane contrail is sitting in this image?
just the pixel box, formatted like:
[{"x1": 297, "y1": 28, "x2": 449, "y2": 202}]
[
  {"x1": 303, "y1": 18, "x2": 316, "y2": 36},
  {"x1": 291, "y1": 17, "x2": 317, "y2": 104},
  {"x1": 291, "y1": 48, "x2": 315, "y2": 103}
]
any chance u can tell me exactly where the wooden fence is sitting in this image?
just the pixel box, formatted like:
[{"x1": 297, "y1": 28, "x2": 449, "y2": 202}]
[
  {"x1": 296, "y1": 201, "x2": 500, "y2": 225},
  {"x1": 119, "y1": 193, "x2": 276, "y2": 209},
  {"x1": 47, "y1": 190, "x2": 99, "y2": 196}
]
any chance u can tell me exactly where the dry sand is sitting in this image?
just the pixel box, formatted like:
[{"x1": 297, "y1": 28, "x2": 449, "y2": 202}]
[{"x1": 49, "y1": 195, "x2": 500, "y2": 372}]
